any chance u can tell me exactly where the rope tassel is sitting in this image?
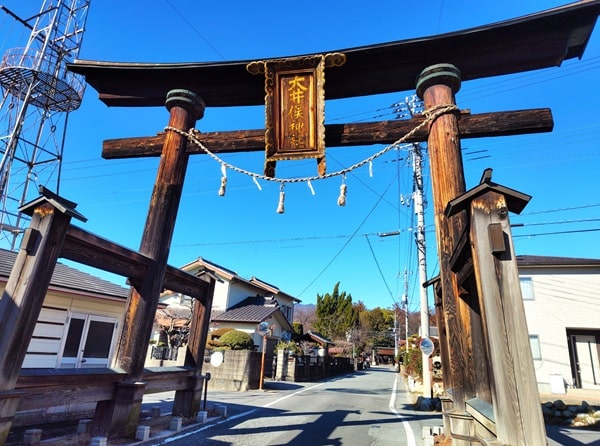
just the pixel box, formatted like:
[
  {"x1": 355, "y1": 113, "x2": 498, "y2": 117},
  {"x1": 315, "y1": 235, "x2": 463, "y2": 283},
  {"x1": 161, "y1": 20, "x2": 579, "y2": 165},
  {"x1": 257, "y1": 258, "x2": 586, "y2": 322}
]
[
  {"x1": 337, "y1": 181, "x2": 347, "y2": 207},
  {"x1": 277, "y1": 185, "x2": 285, "y2": 214},
  {"x1": 218, "y1": 165, "x2": 227, "y2": 196}
]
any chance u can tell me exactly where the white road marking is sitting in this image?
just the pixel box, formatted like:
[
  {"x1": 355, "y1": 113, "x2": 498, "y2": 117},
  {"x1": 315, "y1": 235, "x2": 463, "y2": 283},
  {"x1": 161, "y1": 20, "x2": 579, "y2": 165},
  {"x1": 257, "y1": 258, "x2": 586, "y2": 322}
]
[
  {"x1": 389, "y1": 374, "x2": 417, "y2": 446},
  {"x1": 262, "y1": 382, "x2": 326, "y2": 408}
]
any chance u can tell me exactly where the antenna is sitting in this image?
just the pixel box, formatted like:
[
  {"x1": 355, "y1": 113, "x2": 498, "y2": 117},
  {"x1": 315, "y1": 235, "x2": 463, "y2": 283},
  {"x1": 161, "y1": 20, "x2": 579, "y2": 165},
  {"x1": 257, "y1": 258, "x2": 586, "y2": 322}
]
[{"x1": 0, "y1": 0, "x2": 90, "y2": 249}]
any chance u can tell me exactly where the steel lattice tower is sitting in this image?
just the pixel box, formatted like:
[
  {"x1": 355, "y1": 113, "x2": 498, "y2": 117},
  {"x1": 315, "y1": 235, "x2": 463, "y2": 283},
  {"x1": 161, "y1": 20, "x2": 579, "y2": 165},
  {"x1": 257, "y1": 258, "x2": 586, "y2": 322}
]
[{"x1": 0, "y1": 0, "x2": 90, "y2": 249}]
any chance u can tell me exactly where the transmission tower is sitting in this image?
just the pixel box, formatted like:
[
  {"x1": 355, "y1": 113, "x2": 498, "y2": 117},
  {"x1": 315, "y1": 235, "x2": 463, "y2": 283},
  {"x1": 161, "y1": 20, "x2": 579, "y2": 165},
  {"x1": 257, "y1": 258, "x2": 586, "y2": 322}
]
[{"x1": 0, "y1": 0, "x2": 90, "y2": 249}]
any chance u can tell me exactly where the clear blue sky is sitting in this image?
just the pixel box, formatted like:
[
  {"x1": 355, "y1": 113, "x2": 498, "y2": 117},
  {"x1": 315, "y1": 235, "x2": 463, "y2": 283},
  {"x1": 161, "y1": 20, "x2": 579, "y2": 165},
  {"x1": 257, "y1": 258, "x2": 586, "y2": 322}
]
[{"x1": 2, "y1": 1, "x2": 599, "y2": 311}]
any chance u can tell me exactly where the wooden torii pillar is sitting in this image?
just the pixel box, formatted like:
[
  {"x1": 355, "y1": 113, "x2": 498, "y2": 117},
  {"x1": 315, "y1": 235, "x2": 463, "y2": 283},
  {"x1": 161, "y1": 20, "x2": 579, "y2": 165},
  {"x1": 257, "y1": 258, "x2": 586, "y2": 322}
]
[
  {"x1": 416, "y1": 64, "x2": 475, "y2": 414},
  {"x1": 93, "y1": 89, "x2": 206, "y2": 438}
]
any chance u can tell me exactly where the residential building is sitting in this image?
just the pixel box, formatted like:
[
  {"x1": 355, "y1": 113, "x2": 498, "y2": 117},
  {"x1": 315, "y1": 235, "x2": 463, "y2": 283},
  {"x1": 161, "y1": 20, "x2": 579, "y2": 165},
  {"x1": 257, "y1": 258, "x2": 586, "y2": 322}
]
[
  {"x1": 177, "y1": 257, "x2": 299, "y2": 347},
  {"x1": 0, "y1": 248, "x2": 129, "y2": 369},
  {"x1": 519, "y1": 255, "x2": 600, "y2": 393}
]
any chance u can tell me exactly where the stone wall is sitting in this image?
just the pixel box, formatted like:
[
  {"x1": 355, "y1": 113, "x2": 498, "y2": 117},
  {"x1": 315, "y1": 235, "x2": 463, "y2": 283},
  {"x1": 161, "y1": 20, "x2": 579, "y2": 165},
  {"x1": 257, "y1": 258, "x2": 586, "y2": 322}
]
[{"x1": 203, "y1": 350, "x2": 262, "y2": 391}]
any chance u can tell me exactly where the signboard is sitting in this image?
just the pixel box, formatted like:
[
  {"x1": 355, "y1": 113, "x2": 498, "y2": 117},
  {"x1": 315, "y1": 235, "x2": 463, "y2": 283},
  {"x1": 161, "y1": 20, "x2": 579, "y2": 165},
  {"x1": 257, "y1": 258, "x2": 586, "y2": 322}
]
[
  {"x1": 247, "y1": 53, "x2": 346, "y2": 177},
  {"x1": 420, "y1": 337, "x2": 435, "y2": 357},
  {"x1": 210, "y1": 351, "x2": 224, "y2": 367}
]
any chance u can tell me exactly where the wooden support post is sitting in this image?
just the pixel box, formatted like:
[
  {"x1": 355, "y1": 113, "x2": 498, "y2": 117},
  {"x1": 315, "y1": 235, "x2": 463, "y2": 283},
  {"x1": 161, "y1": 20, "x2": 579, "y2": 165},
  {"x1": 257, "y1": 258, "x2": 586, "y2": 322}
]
[
  {"x1": 173, "y1": 276, "x2": 215, "y2": 417},
  {"x1": 0, "y1": 193, "x2": 85, "y2": 445},
  {"x1": 469, "y1": 190, "x2": 547, "y2": 445},
  {"x1": 93, "y1": 89, "x2": 205, "y2": 438},
  {"x1": 416, "y1": 64, "x2": 474, "y2": 412}
]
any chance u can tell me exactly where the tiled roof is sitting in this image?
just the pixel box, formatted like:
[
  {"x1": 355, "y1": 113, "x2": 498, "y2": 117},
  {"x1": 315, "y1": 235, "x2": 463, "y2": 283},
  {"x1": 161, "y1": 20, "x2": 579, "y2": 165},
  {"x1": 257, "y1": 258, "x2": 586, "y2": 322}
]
[
  {"x1": 229, "y1": 294, "x2": 278, "y2": 310},
  {"x1": 297, "y1": 331, "x2": 335, "y2": 345},
  {"x1": 180, "y1": 257, "x2": 301, "y2": 303},
  {"x1": 212, "y1": 304, "x2": 279, "y2": 323},
  {"x1": 0, "y1": 248, "x2": 129, "y2": 299}
]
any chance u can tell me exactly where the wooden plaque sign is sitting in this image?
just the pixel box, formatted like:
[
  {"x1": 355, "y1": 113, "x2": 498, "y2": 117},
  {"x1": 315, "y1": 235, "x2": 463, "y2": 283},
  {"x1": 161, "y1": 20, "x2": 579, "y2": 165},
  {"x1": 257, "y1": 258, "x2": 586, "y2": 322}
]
[{"x1": 247, "y1": 53, "x2": 346, "y2": 177}]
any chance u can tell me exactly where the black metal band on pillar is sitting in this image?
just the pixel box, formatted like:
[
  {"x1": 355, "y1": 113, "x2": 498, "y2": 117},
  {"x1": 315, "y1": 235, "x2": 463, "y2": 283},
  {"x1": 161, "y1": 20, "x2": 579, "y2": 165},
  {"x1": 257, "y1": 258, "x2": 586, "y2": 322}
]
[{"x1": 166, "y1": 89, "x2": 206, "y2": 121}]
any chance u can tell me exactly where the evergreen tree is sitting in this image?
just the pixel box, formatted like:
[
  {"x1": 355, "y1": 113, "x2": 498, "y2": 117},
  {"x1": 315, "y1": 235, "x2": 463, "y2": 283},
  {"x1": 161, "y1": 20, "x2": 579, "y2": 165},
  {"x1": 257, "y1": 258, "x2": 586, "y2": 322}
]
[{"x1": 313, "y1": 282, "x2": 358, "y2": 341}]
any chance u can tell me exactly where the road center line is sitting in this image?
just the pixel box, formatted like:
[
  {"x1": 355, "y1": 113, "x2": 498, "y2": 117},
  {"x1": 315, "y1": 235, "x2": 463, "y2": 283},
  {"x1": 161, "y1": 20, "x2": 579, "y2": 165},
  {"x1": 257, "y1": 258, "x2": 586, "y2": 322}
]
[{"x1": 262, "y1": 382, "x2": 326, "y2": 408}]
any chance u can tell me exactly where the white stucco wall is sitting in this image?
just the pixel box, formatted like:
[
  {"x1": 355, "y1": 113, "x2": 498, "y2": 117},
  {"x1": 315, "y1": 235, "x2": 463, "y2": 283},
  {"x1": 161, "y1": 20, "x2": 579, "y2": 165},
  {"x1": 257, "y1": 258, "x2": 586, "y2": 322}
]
[{"x1": 521, "y1": 268, "x2": 600, "y2": 392}]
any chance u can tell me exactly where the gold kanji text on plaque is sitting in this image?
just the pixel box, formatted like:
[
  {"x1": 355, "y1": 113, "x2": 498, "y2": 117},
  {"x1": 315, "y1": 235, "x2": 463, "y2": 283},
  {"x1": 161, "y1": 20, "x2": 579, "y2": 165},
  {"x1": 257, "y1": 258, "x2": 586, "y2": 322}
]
[{"x1": 247, "y1": 53, "x2": 346, "y2": 177}]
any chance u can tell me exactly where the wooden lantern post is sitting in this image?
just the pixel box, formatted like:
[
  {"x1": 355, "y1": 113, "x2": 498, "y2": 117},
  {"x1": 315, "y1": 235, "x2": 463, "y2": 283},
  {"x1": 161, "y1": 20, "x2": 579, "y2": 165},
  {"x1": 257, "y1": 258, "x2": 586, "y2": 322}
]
[{"x1": 0, "y1": 193, "x2": 85, "y2": 445}]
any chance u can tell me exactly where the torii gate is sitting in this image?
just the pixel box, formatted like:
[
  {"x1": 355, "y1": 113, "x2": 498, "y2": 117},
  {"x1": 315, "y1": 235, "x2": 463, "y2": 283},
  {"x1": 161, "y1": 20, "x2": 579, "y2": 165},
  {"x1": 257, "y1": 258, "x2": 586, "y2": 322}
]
[{"x1": 8, "y1": 1, "x2": 596, "y2": 443}]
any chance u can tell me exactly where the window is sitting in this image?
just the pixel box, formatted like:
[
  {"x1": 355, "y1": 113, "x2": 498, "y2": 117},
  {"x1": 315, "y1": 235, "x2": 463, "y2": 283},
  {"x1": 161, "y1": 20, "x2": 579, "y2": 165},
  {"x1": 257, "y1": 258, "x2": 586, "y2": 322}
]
[
  {"x1": 520, "y1": 277, "x2": 535, "y2": 300},
  {"x1": 529, "y1": 335, "x2": 542, "y2": 360},
  {"x1": 59, "y1": 314, "x2": 117, "y2": 368}
]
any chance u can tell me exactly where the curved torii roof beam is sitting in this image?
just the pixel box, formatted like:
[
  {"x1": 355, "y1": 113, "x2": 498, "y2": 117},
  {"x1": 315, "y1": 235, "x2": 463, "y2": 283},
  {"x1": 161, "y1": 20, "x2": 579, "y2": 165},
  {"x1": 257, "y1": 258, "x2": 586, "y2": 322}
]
[{"x1": 68, "y1": 1, "x2": 600, "y2": 108}]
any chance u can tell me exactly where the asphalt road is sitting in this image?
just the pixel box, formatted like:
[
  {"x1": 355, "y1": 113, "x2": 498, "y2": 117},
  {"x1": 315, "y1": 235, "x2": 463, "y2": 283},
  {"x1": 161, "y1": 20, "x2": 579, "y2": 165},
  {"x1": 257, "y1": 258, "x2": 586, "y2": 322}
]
[
  {"x1": 140, "y1": 367, "x2": 600, "y2": 445},
  {"x1": 142, "y1": 365, "x2": 442, "y2": 445}
]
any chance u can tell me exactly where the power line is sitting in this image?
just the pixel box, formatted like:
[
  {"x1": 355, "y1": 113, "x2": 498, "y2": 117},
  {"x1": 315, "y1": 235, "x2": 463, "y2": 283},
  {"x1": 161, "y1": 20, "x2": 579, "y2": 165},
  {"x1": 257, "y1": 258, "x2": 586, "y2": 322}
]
[
  {"x1": 364, "y1": 234, "x2": 397, "y2": 304},
  {"x1": 513, "y1": 228, "x2": 600, "y2": 238},
  {"x1": 163, "y1": 0, "x2": 226, "y2": 61},
  {"x1": 296, "y1": 175, "x2": 398, "y2": 298}
]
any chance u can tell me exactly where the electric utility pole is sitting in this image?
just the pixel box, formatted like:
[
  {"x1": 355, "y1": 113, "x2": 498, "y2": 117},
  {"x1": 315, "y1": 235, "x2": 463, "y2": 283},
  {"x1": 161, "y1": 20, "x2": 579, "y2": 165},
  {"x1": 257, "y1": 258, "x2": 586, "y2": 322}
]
[
  {"x1": 397, "y1": 95, "x2": 432, "y2": 397},
  {"x1": 413, "y1": 139, "x2": 432, "y2": 397},
  {"x1": 402, "y1": 268, "x2": 409, "y2": 354}
]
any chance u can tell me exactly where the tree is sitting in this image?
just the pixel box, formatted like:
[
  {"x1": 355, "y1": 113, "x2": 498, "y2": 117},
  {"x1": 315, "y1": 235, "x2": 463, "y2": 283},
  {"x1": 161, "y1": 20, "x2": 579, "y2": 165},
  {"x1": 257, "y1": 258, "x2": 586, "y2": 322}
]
[
  {"x1": 206, "y1": 327, "x2": 233, "y2": 349},
  {"x1": 294, "y1": 305, "x2": 316, "y2": 332},
  {"x1": 155, "y1": 301, "x2": 192, "y2": 348},
  {"x1": 313, "y1": 282, "x2": 358, "y2": 341},
  {"x1": 292, "y1": 322, "x2": 304, "y2": 339},
  {"x1": 359, "y1": 307, "x2": 394, "y2": 351}
]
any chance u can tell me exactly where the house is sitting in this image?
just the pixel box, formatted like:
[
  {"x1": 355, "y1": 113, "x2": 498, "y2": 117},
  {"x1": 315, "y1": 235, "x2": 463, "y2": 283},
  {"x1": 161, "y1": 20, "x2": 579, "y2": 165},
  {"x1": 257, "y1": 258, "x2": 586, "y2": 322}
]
[
  {"x1": 211, "y1": 294, "x2": 294, "y2": 349},
  {"x1": 518, "y1": 255, "x2": 600, "y2": 393},
  {"x1": 177, "y1": 257, "x2": 299, "y2": 347},
  {"x1": 153, "y1": 258, "x2": 300, "y2": 374},
  {"x1": 0, "y1": 248, "x2": 129, "y2": 369}
]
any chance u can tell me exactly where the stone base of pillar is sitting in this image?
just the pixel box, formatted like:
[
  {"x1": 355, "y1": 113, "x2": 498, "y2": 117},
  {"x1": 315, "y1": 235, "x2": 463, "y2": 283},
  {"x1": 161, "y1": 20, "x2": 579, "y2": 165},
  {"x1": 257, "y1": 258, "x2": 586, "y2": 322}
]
[{"x1": 136, "y1": 425, "x2": 150, "y2": 441}]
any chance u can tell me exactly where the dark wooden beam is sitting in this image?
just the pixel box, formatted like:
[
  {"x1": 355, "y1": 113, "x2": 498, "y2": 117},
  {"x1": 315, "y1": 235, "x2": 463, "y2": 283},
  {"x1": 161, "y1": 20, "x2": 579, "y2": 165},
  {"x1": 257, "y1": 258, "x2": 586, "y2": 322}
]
[
  {"x1": 102, "y1": 108, "x2": 553, "y2": 159},
  {"x1": 62, "y1": 225, "x2": 209, "y2": 301},
  {"x1": 62, "y1": 225, "x2": 152, "y2": 283},
  {"x1": 67, "y1": 2, "x2": 600, "y2": 107},
  {"x1": 15, "y1": 367, "x2": 197, "y2": 411}
]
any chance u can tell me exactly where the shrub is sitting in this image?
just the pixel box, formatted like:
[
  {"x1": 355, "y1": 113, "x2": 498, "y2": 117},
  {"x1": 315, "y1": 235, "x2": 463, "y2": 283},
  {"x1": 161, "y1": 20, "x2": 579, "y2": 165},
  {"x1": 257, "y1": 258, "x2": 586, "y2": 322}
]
[
  {"x1": 206, "y1": 327, "x2": 234, "y2": 349},
  {"x1": 276, "y1": 340, "x2": 300, "y2": 355},
  {"x1": 210, "y1": 327, "x2": 233, "y2": 338},
  {"x1": 219, "y1": 329, "x2": 255, "y2": 350},
  {"x1": 405, "y1": 347, "x2": 423, "y2": 377}
]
